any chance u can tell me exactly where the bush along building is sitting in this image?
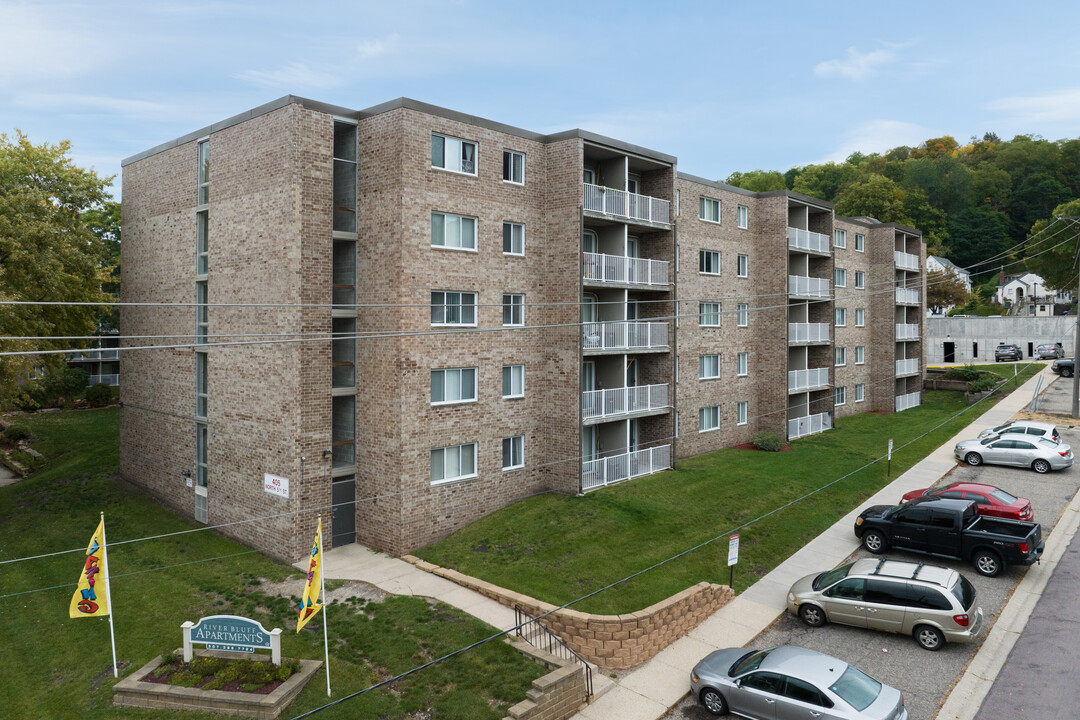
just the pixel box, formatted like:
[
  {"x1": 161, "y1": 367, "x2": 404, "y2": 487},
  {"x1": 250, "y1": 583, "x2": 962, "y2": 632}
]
[{"x1": 120, "y1": 96, "x2": 926, "y2": 561}]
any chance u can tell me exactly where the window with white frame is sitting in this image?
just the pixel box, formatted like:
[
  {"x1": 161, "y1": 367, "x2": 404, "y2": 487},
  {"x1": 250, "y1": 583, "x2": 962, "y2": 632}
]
[
  {"x1": 502, "y1": 364, "x2": 524, "y2": 398},
  {"x1": 737, "y1": 401, "x2": 748, "y2": 425},
  {"x1": 431, "y1": 212, "x2": 477, "y2": 250},
  {"x1": 196, "y1": 281, "x2": 208, "y2": 344},
  {"x1": 431, "y1": 442, "x2": 477, "y2": 484},
  {"x1": 855, "y1": 271, "x2": 865, "y2": 289},
  {"x1": 502, "y1": 150, "x2": 524, "y2": 184},
  {"x1": 699, "y1": 197, "x2": 720, "y2": 223},
  {"x1": 835, "y1": 347, "x2": 847, "y2": 366},
  {"x1": 503, "y1": 222, "x2": 524, "y2": 255},
  {"x1": 855, "y1": 308, "x2": 865, "y2": 327},
  {"x1": 700, "y1": 354, "x2": 720, "y2": 379},
  {"x1": 431, "y1": 367, "x2": 478, "y2": 405},
  {"x1": 502, "y1": 435, "x2": 524, "y2": 470},
  {"x1": 855, "y1": 383, "x2": 865, "y2": 402},
  {"x1": 835, "y1": 386, "x2": 847, "y2": 406},
  {"x1": 835, "y1": 308, "x2": 847, "y2": 327},
  {"x1": 700, "y1": 302, "x2": 721, "y2": 326},
  {"x1": 855, "y1": 346, "x2": 866, "y2": 365},
  {"x1": 674, "y1": 412, "x2": 679, "y2": 437},
  {"x1": 699, "y1": 250, "x2": 721, "y2": 274},
  {"x1": 197, "y1": 140, "x2": 209, "y2": 205},
  {"x1": 834, "y1": 268, "x2": 847, "y2": 287},
  {"x1": 737, "y1": 204, "x2": 749, "y2": 229},
  {"x1": 431, "y1": 291, "x2": 477, "y2": 326},
  {"x1": 431, "y1": 133, "x2": 477, "y2": 175},
  {"x1": 195, "y1": 351, "x2": 207, "y2": 419},
  {"x1": 502, "y1": 294, "x2": 524, "y2": 326},
  {"x1": 834, "y1": 229, "x2": 847, "y2": 248},
  {"x1": 737, "y1": 303, "x2": 749, "y2": 327},
  {"x1": 699, "y1": 405, "x2": 720, "y2": 432},
  {"x1": 196, "y1": 211, "x2": 208, "y2": 275},
  {"x1": 737, "y1": 254, "x2": 748, "y2": 277},
  {"x1": 737, "y1": 352, "x2": 749, "y2": 376},
  {"x1": 855, "y1": 233, "x2": 865, "y2": 252},
  {"x1": 675, "y1": 357, "x2": 680, "y2": 382}
]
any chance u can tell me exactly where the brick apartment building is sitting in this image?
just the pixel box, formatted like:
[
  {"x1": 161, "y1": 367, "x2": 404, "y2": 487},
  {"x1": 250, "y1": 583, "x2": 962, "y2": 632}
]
[{"x1": 120, "y1": 96, "x2": 925, "y2": 561}]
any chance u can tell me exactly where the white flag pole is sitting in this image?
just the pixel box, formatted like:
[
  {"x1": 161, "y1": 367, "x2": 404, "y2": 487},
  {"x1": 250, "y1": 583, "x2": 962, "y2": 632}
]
[
  {"x1": 100, "y1": 512, "x2": 119, "y2": 678},
  {"x1": 320, "y1": 517, "x2": 330, "y2": 696}
]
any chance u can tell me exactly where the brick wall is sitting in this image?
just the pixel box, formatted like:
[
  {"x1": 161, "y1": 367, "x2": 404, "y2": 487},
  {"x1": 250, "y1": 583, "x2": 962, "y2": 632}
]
[
  {"x1": 504, "y1": 641, "x2": 588, "y2": 720},
  {"x1": 833, "y1": 219, "x2": 874, "y2": 417}
]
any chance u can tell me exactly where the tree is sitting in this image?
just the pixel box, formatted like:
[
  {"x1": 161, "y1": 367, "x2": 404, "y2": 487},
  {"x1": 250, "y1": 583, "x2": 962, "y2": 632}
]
[
  {"x1": 0, "y1": 132, "x2": 113, "y2": 403},
  {"x1": 82, "y1": 200, "x2": 121, "y2": 328},
  {"x1": 946, "y1": 205, "x2": 1012, "y2": 270},
  {"x1": 790, "y1": 162, "x2": 858, "y2": 202},
  {"x1": 1023, "y1": 198, "x2": 1080, "y2": 294},
  {"x1": 927, "y1": 269, "x2": 970, "y2": 315},
  {"x1": 724, "y1": 169, "x2": 786, "y2": 192},
  {"x1": 832, "y1": 173, "x2": 907, "y2": 221}
]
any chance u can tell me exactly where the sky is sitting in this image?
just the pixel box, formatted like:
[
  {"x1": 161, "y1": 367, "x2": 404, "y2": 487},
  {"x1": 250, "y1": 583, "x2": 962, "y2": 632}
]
[{"x1": 3, "y1": 0, "x2": 1080, "y2": 199}]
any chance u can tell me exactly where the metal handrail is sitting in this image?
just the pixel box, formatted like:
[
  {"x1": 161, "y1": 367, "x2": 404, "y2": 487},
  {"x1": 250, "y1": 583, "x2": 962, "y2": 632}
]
[{"x1": 513, "y1": 605, "x2": 593, "y2": 701}]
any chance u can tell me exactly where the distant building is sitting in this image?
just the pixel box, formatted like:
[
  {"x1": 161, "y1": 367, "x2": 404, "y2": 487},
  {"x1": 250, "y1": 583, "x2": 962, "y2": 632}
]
[
  {"x1": 926, "y1": 256, "x2": 971, "y2": 316},
  {"x1": 994, "y1": 271, "x2": 1072, "y2": 316},
  {"x1": 64, "y1": 330, "x2": 120, "y2": 386}
]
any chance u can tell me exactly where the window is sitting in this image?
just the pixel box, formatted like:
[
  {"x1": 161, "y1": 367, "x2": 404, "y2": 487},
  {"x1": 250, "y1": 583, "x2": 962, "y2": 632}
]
[
  {"x1": 430, "y1": 442, "x2": 477, "y2": 484},
  {"x1": 502, "y1": 293, "x2": 524, "y2": 326},
  {"x1": 583, "y1": 168, "x2": 596, "y2": 184},
  {"x1": 854, "y1": 271, "x2": 865, "y2": 289},
  {"x1": 737, "y1": 254, "x2": 748, "y2": 277},
  {"x1": 699, "y1": 302, "x2": 721, "y2": 326},
  {"x1": 835, "y1": 386, "x2": 847, "y2": 406},
  {"x1": 699, "y1": 405, "x2": 720, "y2": 432},
  {"x1": 502, "y1": 365, "x2": 524, "y2": 398},
  {"x1": 196, "y1": 211, "x2": 208, "y2": 275},
  {"x1": 431, "y1": 212, "x2": 477, "y2": 250},
  {"x1": 784, "y1": 677, "x2": 830, "y2": 708},
  {"x1": 699, "y1": 197, "x2": 720, "y2": 223},
  {"x1": 431, "y1": 367, "x2": 477, "y2": 404},
  {"x1": 333, "y1": 122, "x2": 357, "y2": 232},
  {"x1": 332, "y1": 395, "x2": 356, "y2": 467},
  {"x1": 332, "y1": 317, "x2": 356, "y2": 388},
  {"x1": 502, "y1": 150, "x2": 524, "y2": 184},
  {"x1": 826, "y1": 578, "x2": 864, "y2": 600},
  {"x1": 196, "y1": 281, "x2": 208, "y2": 344},
  {"x1": 503, "y1": 222, "x2": 524, "y2": 255},
  {"x1": 195, "y1": 421, "x2": 208, "y2": 523},
  {"x1": 700, "y1": 354, "x2": 720, "y2": 379},
  {"x1": 835, "y1": 308, "x2": 847, "y2": 327},
  {"x1": 855, "y1": 308, "x2": 865, "y2": 327},
  {"x1": 737, "y1": 303, "x2": 749, "y2": 327},
  {"x1": 834, "y1": 268, "x2": 847, "y2": 287},
  {"x1": 741, "y1": 672, "x2": 783, "y2": 694},
  {"x1": 197, "y1": 140, "x2": 209, "y2": 205},
  {"x1": 333, "y1": 240, "x2": 356, "y2": 309},
  {"x1": 431, "y1": 291, "x2": 477, "y2": 326},
  {"x1": 502, "y1": 435, "x2": 524, "y2": 470},
  {"x1": 855, "y1": 233, "x2": 865, "y2": 252},
  {"x1": 855, "y1": 383, "x2": 865, "y2": 402},
  {"x1": 737, "y1": 204, "x2": 749, "y2": 229},
  {"x1": 675, "y1": 357, "x2": 680, "y2": 383},
  {"x1": 431, "y1": 133, "x2": 477, "y2": 175},
  {"x1": 737, "y1": 401, "x2": 748, "y2": 425},
  {"x1": 855, "y1": 346, "x2": 865, "y2": 365},
  {"x1": 834, "y1": 228, "x2": 847, "y2": 248},
  {"x1": 835, "y1": 347, "x2": 847, "y2": 366},
  {"x1": 674, "y1": 412, "x2": 679, "y2": 437},
  {"x1": 195, "y1": 351, "x2": 207, "y2": 419},
  {"x1": 699, "y1": 250, "x2": 721, "y2": 274},
  {"x1": 737, "y1": 352, "x2": 749, "y2": 376}
]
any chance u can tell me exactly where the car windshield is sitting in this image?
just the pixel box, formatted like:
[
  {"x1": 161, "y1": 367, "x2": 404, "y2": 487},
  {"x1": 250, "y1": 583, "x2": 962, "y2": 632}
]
[
  {"x1": 990, "y1": 423, "x2": 1013, "y2": 433},
  {"x1": 990, "y1": 489, "x2": 1018, "y2": 504},
  {"x1": 1038, "y1": 439, "x2": 1061, "y2": 449},
  {"x1": 950, "y1": 574, "x2": 976, "y2": 611},
  {"x1": 829, "y1": 666, "x2": 882, "y2": 711},
  {"x1": 812, "y1": 563, "x2": 852, "y2": 591},
  {"x1": 730, "y1": 648, "x2": 774, "y2": 676},
  {"x1": 980, "y1": 437, "x2": 997, "y2": 446}
]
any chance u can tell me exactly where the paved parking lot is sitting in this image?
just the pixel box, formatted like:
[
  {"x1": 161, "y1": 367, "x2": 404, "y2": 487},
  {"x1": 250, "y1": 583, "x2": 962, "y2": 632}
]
[{"x1": 665, "y1": 424, "x2": 1080, "y2": 720}]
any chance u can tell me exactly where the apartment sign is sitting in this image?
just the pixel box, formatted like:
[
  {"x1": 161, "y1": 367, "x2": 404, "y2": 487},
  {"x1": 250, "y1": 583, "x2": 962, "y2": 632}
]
[
  {"x1": 263, "y1": 473, "x2": 289, "y2": 499},
  {"x1": 727, "y1": 534, "x2": 740, "y2": 567}
]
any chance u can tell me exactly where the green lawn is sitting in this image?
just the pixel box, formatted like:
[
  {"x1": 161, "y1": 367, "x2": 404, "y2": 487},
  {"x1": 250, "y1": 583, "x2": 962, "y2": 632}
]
[
  {"x1": 417, "y1": 364, "x2": 1044, "y2": 615},
  {"x1": 0, "y1": 408, "x2": 544, "y2": 720}
]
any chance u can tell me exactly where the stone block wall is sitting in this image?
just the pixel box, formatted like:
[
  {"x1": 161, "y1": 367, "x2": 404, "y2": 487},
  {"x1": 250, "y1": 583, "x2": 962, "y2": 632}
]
[{"x1": 504, "y1": 641, "x2": 588, "y2": 720}]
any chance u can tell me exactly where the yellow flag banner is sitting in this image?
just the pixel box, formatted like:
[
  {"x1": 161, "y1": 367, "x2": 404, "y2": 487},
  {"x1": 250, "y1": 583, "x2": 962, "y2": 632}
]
[
  {"x1": 297, "y1": 519, "x2": 323, "y2": 632},
  {"x1": 69, "y1": 518, "x2": 110, "y2": 618}
]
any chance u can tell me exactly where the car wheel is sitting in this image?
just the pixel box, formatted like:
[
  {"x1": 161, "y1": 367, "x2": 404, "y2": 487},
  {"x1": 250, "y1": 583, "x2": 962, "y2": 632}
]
[
  {"x1": 974, "y1": 549, "x2": 1002, "y2": 577},
  {"x1": 965, "y1": 452, "x2": 983, "y2": 467},
  {"x1": 1063, "y1": 368, "x2": 1074, "y2": 378},
  {"x1": 1033, "y1": 459, "x2": 1051, "y2": 474},
  {"x1": 862, "y1": 529, "x2": 887, "y2": 554},
  {"x1": 700, "y1": 688, "x2": 727, "y2": 716},
  {"x1": 799, "y1": 604, "x2": 827, "y2": 627},
  {"x1": 914, "y1": 625, "x2": 945, "y2": 651}
]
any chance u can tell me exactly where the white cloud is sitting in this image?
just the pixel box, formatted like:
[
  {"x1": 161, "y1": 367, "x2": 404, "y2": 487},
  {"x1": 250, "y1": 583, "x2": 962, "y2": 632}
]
[
  {"x1": 12, "y1": 93, "x2": 183, "y2": 121},
  {"x1": 818, "y1": 120, "x2": 931, "y2": 163},
  {"x1": 987, "y1": 88, "x2": 1080, "y2": 125},
  {"x1": 814, "y1": 45, "x2": 900, "y2": 81},
  {"x1": 0, "y1": 3, "x2": 110, "y2": 87},
  {"x1": 356, "y1": 34, "x2": 400, "y2": 60},
  {"x1": 234, "y1": 62, "x2": 343, "y2": 91}
]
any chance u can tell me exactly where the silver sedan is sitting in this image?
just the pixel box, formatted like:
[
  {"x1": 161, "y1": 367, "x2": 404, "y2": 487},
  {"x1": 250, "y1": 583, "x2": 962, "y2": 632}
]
[{"x1": 955, "y1": 435, "x2": 1074, "y2": 474}]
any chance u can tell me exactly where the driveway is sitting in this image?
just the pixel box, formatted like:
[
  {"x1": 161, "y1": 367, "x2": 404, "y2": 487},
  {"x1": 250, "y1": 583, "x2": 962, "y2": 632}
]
[{"x1": 665, "y1": 425, "x2": 1080, "y2": 720}]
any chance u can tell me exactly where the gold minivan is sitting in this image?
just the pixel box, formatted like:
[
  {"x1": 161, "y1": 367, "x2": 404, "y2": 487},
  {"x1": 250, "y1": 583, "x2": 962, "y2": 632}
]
[{"x1": 786, "y1": 558, "x2": 983, "y2": 651}]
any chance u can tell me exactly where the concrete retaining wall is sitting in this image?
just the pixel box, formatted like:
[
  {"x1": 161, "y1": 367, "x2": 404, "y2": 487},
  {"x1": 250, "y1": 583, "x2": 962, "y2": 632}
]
[{"x1": 927, "y1": 316, "x2": 1073, "y2": 364}]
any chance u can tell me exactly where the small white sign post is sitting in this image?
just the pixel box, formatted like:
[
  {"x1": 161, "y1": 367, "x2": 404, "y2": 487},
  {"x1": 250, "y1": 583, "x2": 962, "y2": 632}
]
[
  {"x1": 727, "y1": 534, "x2": 739, "y2": 588},
  {"x1": 263, "y1": 473, "x2": 290, "y2": 499},
  {"x1": 888, "y1": 438, "x2": 894, "y2": 477}
]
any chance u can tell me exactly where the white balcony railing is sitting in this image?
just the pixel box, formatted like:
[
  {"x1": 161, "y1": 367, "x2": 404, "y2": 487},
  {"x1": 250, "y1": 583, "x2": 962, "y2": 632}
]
[
  {"x1": 895, "y1": 287, "x2": 920, "y2": 305},
  {"x1": 788, "y1": 275, "x2": 831, "y2": 298},
  {"x1": 583, "y1": 183, "x2": 671, "y2": 225},
  {"x1": 787, "y1": 227, "x2": 831, "y2": 254},
  {"x1": 88, "y1": 374, "x2": 120, "y2": 387},
  {"x1": 895, "y1": 250, "x2": 920, "y2": 271},
  {"x1": 582, "y1": 252, "x2": 670, "y2": 287},
  {"x1": 896, "y1": 391, "x2": 921, "y2": 412},
  {"x1": 788, "y1": 322, "x2": 831, "y2": 344},
  {"x1": 788, "y1": 367, "x2": 830, "y2": 392},
  {"x1": 788, "y1": 412, "x2": 833, "y2": 440},
  {"x1": 66, "y1": 349, "x2": 119, "y2": 362},
  {"x1": 582, "y1": 384, "x2": 669, "y2": 422},
  {"x1": 583, "y1": 321, "x2": 668, "y2": 353},
  {"x1": 896, "y1": 323, "x2": 920, "y2": 340},
  {"x1": 582, "y1": 444, "x2": 671, "y2": 492},
  {"x1": 896, "y1": 358, "x2": 920, "y2": 376}
]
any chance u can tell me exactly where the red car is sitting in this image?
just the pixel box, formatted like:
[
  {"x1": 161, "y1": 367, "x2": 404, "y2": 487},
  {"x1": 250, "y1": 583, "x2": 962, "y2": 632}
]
[{"x1": 900, "y1": 482, "x2": 1034, "y2": 521}]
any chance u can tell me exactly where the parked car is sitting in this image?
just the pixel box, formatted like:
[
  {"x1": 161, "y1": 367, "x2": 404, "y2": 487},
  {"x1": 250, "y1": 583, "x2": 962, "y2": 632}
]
[
  {"x1": 955, "y1": 435, "x2": 1073, "y2": 473},
  {"x1": 1052, "y1": 358, "x2": 1074, "y2": 377},
  {"x1": 786, "y1": 558, "x2": 983, "y2": 650},
  {"x1": 901, "y1": 482, "x2": 1034, "y2": 521},
  {"x1": 1037, "y1": 344, "x2": 1062, "y2": 360},
  {"x1": 994, "y1": 344, "x2": 1023, "y2": 362},
  {"x1": 854, "y1": 497, "x2": 1043, "y2": 577},
  {"x1": 977, "y1": 420, "x2": 1060, "y2": 443},
  {"x1": 690, "y1": 645, "x2": 907, "y2": 719}
]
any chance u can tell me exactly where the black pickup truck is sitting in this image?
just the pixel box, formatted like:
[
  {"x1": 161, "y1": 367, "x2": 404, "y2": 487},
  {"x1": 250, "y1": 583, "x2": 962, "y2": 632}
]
[{"x1": 854, "y1": 497, "x2": 1043, "y2": 577}]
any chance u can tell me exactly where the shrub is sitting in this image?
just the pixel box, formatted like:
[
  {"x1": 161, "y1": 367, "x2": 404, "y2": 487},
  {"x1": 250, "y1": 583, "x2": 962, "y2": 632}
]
[
  {"x1": 969, "y1": 376, "x2": 1000, "y2": 393},
  {"x1": 170, "y1": 670, "x2": 202, "y2": 687},
  {"x1": 85, "y1": 383, "x2": 112, "y2": 408},
  {"x1": 13, "y1": 392, "x2": 39, "y2": 412},
  {"x1": 944, "y1": 366, "x2": 981, "y2": 381},
  {"x1": 752, "y1": 431, "x2": 784, "y2": 452},
  {"x1": 161, "y1": 650, "x2": 178, "y2": 666},
  {"x1": 3, "y1": 425, "x2": 31, "y2": 442}
]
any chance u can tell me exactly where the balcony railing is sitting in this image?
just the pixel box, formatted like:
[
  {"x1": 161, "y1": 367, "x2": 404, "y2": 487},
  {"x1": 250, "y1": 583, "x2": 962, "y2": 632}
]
[
  {"x1": 896, "y1": 323, "x2": 919, "y2": 340},
  {"x1": 583, "y1": 183, "x2": 670, "y2": 225},
  {"x1": 582, "y1": 444, "x2": 670, "y2": 492},
  {"x1": 88, "y1": 374, "x2": 120, "y2": 387},
  {"x1": 788, "y1": 367, "x2": 830, "y2": 393},
  {"x1": 896, "y1": 358, "x2": 920, "y2": 376},
  {"x1": 787, "y1": 227, "x2": 831, "y2": 254},
  {"x1": 582, "y1": 252, "x2": 670, "y2": 288},
  {"x1": 788, "y1": 412, "x2": 833, "y2": 440},
  {"x1": 66, "y1": 349, "x2": 119, "y2": 362},
  {"x1": 583, "y1": 321, "x2": 668, "y2": 353},
  {"x1": 895, "y1": 250, "x2": 920, "y2": 271},
  {"x1": 788, "y1": 275, "x2": 831, "y2": 298},
  {"x1": 895, "y1": 287, "x2": 920, "y2": 305},
  {"x1": 788, "y1": 322, "x2": 830, "y2": 344},
  {"x1": 583, "y1": 384, "x2": 670, "y2": 422},
  {"x1": 896, "y1": 391, "x2": 921, "y2": 412}
]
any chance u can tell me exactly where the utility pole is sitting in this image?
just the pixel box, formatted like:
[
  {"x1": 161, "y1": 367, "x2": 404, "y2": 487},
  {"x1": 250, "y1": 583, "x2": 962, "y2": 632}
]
[{"x1": 1060, "y1": 216, "x2": 1080, "y2": 419}]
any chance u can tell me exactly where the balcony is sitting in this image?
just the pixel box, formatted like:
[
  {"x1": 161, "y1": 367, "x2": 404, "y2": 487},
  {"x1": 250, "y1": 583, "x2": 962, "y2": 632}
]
[
  {"x1": 787, "y1": 227, "x2": 831, "y2": 255},
  {"x1": 66, "y1": 349, "x2": 119, "y2": 362},
  {"x1": 788, "y1": 322, "x2": 831, "y2": 345},
  {"x1": 582, "y1": 444, "x2": 670, "y2": 492},
  {"x1": 88, "y1": 374, "x2": 120, "y2": 387},
  {"x1": 788, "y1": 412, "x2": 833, "y2": 440},
  {"x1": 896, "y1": 324, "x2": 919, "y2": 341},
  {"x1": 582, "y1": 384, "x2": 670, "y2": 424},
  {"x1": 788, "y1": 367, "x2": 830, "y2": 393},
  {"x1": 896, "y1": 391, "x2": 921, "y2": 412},
  {"x1": 789, "y1": 275, "x2": 831, "y2": 299},
  {"x1": 583, "y1": 183, "x2": 670, "y2": 226},
  {"x1": 582, "y1": 252, "x2": 670, "y2": 289},
  {"x1": 895, "y1": 287, "x2": 920, "y2": 305},
  {"x1": 896, "y1": 358, "x2": 920, "y2": 377},
  {"x1": 583, "y1": 321, "x2": 669, "y2": 354},
  {"x1": 895, "y1": 250, "x2": 920, "y2": 272}
]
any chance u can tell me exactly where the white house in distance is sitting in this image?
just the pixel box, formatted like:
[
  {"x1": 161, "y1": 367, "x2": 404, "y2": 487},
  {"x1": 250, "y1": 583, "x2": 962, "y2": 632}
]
[
  {"x1": 994, "y1": 271, "x2": 1073, "y2": 316},
  {"x1": 926, "y1": 256, "x2": 972, "y2": 316}
]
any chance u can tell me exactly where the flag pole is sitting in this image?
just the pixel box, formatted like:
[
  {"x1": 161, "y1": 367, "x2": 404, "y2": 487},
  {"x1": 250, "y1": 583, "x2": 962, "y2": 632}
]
[
  {"x1": 320, "y1": 516, "x2": 331, "y2": 696},
  {"x1": 100, "y1": 511, "x2": 119, "y2": 678}
]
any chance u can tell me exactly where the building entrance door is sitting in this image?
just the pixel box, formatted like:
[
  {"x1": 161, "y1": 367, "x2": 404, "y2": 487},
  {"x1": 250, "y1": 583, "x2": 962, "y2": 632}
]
[
  {"x1": 944, "y1": 342, "x2": 955, "y2": 363},
  {"x1": 331, "y1": 475, "x2": 356, "y2": 546}
]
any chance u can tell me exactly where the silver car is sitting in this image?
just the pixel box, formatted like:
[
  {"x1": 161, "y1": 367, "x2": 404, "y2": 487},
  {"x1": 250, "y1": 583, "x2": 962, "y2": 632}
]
[
  {"x1": 690, "y1": 645, "x2": 907, "y2": 719},
  {"x1": 977, "y1": 420, "x2": 1060, "y2": 442},
  {"x1": 1037, "y1": 344, "x2": 1062, "y2": 360},
  {"x1": 955, "y1": 435, "x2": 1073, "y2": 473}
]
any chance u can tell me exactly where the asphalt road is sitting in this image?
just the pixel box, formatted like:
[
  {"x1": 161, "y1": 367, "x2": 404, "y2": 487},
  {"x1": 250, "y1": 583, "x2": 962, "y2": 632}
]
[{"x1": 664, "y1": 425, "x2": 1080, "y2": 720}]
